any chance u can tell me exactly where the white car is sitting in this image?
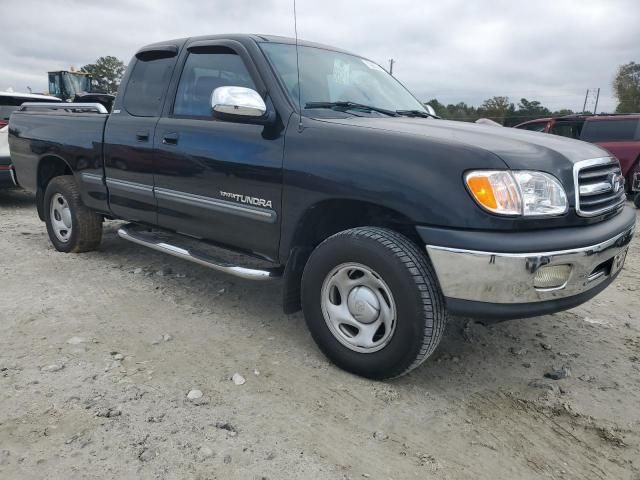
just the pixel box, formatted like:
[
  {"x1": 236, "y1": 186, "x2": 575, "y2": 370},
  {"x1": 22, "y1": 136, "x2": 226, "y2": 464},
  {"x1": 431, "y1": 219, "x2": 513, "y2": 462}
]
[{"x1": 0, "y1": 92, "x2": 61, "y2": 187}]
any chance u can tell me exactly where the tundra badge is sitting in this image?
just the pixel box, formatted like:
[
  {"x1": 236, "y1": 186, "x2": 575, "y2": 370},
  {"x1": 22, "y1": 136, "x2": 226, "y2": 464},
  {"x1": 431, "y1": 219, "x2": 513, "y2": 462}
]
[{"x1": 220, "y1": 191, "x2": 273, "y2": 208}]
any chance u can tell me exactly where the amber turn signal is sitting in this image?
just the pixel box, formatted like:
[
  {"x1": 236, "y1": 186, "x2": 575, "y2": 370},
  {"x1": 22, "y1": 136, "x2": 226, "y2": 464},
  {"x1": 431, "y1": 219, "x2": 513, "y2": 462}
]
[
  {"x1": 466, "y1": 175, "x2": 497, "y2": 210},
  {"x1": 464, "y1": 170, "x2": 522, "y2": 215}
]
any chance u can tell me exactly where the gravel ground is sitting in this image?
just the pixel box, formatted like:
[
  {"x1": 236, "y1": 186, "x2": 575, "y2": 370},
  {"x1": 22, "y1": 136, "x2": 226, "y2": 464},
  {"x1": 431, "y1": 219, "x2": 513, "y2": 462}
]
[{"x1": 1, "y1": 189, "x2": 639, "y2": 480}]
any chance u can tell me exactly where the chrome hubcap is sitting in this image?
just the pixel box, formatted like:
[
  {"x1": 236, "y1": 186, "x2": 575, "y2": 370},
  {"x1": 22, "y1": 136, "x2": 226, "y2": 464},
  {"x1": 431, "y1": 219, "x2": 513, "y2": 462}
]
[
  {"x1": 50, "y1": 193, "x2": 72, "y2": 242},
  {"x1": 321, "y1": 262, "x2": 396, "y2": 353}
]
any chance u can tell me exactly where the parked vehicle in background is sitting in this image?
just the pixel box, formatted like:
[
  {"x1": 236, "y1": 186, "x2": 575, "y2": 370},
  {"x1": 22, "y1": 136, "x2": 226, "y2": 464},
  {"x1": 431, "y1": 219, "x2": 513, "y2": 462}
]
[
  {"x1": 514, "y1": 114, "x2": 640, "y2": 200},
  {"x1": 1, "y1": 92, "x2": 61, "y2": 188},
  {"x1": 0, "y1": 124, "x2": 10, "y2": 187},
  {"x1": 8, "y1": 34, "x2": 636, "y2": 379}
]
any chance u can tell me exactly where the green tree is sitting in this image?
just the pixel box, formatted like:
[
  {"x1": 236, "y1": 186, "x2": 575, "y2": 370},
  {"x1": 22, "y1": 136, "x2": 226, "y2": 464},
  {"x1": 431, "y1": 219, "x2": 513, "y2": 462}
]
[
  {"x1": 425, "y1": 98, "x2": 446, "y2": 117},
  {"x1": 552, "y1": 109, "x2": 575, "y2": 117},
  {"x1": 613, "y1": 61, "x2": 640, "y2": 113},
  {"x1": 478, "y1": 96, "x2": 514, "y2": 124},
  {"x1": 81, "y1": 56, "x2": 125, "y2": 94}
]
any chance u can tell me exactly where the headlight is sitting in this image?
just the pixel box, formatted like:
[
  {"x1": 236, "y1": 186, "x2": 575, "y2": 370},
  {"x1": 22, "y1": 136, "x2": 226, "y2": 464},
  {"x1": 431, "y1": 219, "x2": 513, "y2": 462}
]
[{"x1": 465, "y1": 170, "x2": 567, "y2": 216}]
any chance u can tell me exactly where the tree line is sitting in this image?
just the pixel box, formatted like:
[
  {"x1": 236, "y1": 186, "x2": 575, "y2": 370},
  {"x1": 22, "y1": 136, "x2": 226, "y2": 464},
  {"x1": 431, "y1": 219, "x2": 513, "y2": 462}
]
[
  {"x1": 425, "y1": 97, "x2": 575, "y2": 126},
  {"x1": 427, "y1": 61, "x2": 639, "y2": 125}
]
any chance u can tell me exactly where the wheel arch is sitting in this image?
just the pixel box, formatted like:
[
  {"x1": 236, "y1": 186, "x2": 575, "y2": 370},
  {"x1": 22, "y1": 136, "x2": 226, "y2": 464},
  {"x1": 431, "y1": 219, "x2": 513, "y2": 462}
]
[
  {"x1": 36, "y1": 155, "x2": 74, "y2": 220},
  {"x1": 281, "y1": 198, "x2": 422, "y2": 314}
]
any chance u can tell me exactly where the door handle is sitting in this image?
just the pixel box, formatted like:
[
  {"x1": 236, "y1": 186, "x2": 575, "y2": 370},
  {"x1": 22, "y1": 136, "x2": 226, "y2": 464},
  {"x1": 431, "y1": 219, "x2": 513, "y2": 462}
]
[
  {"x1": 136, "y1": 131, "x2": 149, "y2": 142},
  {"x1": 162, "y1": 132, "x2": 179, "y2": 145}
]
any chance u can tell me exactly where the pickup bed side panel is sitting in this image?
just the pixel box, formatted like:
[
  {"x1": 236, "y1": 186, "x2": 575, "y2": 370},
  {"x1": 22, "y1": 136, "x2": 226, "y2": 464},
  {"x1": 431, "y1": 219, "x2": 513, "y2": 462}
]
[{"x1": 8, "y1": 112, "x2": 109, "y2": 213}]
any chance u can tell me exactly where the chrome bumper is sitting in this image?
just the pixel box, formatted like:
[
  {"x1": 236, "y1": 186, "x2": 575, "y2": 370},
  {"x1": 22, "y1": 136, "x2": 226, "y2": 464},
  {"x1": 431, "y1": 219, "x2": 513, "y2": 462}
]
[{"x1": 426, "y1": 225, "x2": 634, "y2": 304}]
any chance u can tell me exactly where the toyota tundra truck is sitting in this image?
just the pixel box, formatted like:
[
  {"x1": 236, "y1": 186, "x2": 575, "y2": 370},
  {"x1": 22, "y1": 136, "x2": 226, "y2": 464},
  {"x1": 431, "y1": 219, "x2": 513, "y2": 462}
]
[{"x1": 8, "y1": 34, "x2": 636, "y2": 379}]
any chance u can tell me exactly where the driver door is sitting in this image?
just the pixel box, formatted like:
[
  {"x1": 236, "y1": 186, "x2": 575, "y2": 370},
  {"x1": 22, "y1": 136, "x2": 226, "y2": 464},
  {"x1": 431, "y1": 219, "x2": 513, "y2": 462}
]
[{"x1": 153, "y1": 41, "x2": 284, "y2": 260}]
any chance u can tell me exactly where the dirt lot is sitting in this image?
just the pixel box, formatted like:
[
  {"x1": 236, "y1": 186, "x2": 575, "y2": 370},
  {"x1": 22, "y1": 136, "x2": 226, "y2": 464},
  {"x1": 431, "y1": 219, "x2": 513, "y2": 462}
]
[{"x1": 1, "y1": 189, "x2": 639, "y2": 480}]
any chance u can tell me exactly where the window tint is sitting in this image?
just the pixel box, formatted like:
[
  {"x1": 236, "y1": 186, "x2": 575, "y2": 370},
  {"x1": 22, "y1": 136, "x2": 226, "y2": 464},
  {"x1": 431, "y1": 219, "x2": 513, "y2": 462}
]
[
  {"x1": 550, "y1": 122, "x2": 582, "y2": 139},
  {"x1": 581, "y1": 119, "x2": 639, "y2": 142},
  {"x1": 123, "y1": 56, "x2": 175, "y2": 117},
  {"x1": 174, "y1": 50, "x2": 256, "y2": 117}
]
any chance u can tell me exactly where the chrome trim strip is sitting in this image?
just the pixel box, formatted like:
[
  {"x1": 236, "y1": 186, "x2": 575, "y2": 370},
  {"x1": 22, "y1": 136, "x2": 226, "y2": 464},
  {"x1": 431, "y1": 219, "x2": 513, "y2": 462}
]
[
  {"x1": 80, "y1": 172, "x2": 104, "y2": 185},
  {"x1": 105, "y1": 178, "x2": 153, "y2": 196},
  {"x1": 155, "y1": 187, "x2": 277, "y2": 224},
  {"x1": 117, "y1": 224, "x2": 282, "y2": 280},
  {"x1": 19, "y1": 102, "x2": 109, "y2": 114},
  {"x1": 573, "y1": 157, "x2": 624, "y2": 217},
  {"x1": 426, "y1": 225, "x2": 633, "y2": 260},
  {"x1": 426, "y1": 224, "x2": 634, "y2": 304},
  {"x1": 579, "y1": 181, "x2": 612, "y2": 196}
]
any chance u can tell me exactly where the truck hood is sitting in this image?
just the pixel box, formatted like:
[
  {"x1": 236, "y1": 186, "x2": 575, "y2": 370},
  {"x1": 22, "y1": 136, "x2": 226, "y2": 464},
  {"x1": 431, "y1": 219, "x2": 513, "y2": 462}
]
[{"x1": 319, "y1": 116, "x2": 610, "y2": 171}]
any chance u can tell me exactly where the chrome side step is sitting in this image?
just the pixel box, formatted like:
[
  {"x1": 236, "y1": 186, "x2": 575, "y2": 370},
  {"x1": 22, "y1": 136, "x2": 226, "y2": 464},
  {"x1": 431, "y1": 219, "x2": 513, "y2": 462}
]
[{"x1": 117, "y1": 224, "x2": 282, "y2": 280}]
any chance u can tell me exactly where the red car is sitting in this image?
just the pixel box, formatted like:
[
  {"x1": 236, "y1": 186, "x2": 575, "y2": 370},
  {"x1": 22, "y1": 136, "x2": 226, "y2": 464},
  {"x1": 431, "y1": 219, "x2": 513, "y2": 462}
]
[{"x1": 515, "y1": 114, "x2": 640, "y2": 203}]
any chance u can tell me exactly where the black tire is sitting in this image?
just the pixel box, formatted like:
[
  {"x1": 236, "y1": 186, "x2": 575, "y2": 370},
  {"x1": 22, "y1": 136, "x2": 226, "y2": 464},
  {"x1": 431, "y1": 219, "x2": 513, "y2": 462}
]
[
  {"x1": 44, "y1": 175, "x2": 102, "y2": 253},
  {"x1": 301, "y1": 227, "x2": 447, "y2": 379},
  {"x1": 634, "y1": 193, "x2": 640, "y2": 209}
]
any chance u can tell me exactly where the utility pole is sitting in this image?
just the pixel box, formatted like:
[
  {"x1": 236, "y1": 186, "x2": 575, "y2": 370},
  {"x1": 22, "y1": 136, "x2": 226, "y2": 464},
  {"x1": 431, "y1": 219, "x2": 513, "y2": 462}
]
[
  {"x1": 389, "y1": 59, "x2": 395, "y2": 76},
  {"x1": 582, "y1": 88, "x2": 601, "y2": 114}
]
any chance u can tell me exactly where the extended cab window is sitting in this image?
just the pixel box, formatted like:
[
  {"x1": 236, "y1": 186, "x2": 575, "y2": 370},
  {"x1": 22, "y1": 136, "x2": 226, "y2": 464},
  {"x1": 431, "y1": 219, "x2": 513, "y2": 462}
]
[
  {"x1": 174, "y1": 49, "x2": 256, "y2": 117},
  {"x1": 123, "y1": 55, "x2": 175, "y2": 117},
  {"x1": 581, "y1": 119, "x2": 640, "y2": 142}
]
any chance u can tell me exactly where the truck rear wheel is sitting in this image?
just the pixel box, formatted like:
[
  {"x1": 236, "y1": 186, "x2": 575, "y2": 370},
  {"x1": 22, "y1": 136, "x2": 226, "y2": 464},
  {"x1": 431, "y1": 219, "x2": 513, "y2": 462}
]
[
  {"x1": 44, "y1": 175, "x2": 102, "y2": 253},
  {"x1": 301, "y1": 227, "x2": 447, "y2": 379}
]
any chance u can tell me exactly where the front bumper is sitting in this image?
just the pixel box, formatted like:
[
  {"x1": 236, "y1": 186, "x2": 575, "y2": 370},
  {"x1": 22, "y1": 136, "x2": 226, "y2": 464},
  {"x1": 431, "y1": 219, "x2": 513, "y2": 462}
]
[{"x1": 422, "y1": 206, "x2": 636, "y2": 320}]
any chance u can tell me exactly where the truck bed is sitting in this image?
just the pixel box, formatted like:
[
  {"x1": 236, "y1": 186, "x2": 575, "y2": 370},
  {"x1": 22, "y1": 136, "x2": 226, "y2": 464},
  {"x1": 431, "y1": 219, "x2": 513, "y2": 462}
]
[{"x1": 9, "y1": 106, "x2": 109, "y2": 192}]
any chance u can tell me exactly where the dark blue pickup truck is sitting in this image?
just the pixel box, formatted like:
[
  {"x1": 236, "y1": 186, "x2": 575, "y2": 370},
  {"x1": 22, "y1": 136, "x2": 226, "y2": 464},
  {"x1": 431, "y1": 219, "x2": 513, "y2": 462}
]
[{"x1": 8, "y1": 34, "x2": 635, "y2": 378}]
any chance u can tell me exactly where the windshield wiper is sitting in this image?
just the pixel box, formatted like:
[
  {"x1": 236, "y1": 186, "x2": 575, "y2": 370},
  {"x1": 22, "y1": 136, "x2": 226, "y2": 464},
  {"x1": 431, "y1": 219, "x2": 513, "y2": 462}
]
[
  {"x1": 395, "y1": 109, "x2": 439, "y2": 119},
  {"x1": 305, "y1": 101, "x2": 399, "y2": 117}
]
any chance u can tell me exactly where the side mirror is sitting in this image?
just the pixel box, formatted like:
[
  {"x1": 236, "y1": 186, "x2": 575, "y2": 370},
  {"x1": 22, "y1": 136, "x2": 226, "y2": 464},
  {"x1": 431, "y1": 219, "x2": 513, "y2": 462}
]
[{"x1": 211, "y1": 86, "x2": 267, "y2": 118}]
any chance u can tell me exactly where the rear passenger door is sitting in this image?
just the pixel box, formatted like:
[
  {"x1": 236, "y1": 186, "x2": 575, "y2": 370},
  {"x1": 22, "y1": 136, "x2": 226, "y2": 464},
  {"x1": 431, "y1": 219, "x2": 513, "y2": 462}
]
[
  {"x1": 153, "y1": 40, "x2": 284, "y2": 260},
  {"x1": 103, "y1": 45, "x2": 179, "y2": 224}
]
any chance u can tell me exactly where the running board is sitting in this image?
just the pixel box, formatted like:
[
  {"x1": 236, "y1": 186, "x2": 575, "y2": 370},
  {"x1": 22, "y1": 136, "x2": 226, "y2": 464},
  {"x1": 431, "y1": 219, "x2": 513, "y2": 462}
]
[{"x1": 117, "y1": 224, "x2": 282, "y2": 280}]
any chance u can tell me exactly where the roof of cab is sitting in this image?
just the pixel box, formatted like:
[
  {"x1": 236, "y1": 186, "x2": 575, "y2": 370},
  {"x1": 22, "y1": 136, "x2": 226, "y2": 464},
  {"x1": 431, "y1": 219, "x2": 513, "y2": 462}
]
[{"x1": 136, "y1": 33, "x2": 356, "y2": 57}]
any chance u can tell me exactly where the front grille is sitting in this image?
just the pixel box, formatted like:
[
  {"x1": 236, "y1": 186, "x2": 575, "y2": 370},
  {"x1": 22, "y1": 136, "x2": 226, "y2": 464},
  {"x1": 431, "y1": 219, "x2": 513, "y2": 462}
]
[{"x1": 574, "y1": 158, "x2": 626, "y2": 217}]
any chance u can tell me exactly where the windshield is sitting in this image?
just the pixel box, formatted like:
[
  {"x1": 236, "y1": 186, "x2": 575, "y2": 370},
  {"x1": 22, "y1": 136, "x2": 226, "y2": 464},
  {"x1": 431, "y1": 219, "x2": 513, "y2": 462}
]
[
  {"x1": 260, "y1": 43, "x2": 427, "y2": 116},
  {"x1": 64, "y1": 72, "x2": 92, "y2": 95}
]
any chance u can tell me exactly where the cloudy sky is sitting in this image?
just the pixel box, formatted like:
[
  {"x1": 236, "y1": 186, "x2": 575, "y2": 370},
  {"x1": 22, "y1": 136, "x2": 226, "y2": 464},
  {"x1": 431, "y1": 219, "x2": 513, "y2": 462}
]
[{"x1": 1, "y1": 0, "x2": 637, "y2": 113}]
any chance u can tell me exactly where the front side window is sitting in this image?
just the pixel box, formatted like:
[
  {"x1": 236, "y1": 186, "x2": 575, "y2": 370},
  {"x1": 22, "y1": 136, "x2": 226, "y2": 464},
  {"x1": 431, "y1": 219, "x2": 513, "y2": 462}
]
[
  {"x1": 123, "y1": 55, "x2": 175, "y2": 117},
  {"x1": 581, "y1": 119, "x2": 640, "y2": 142},
  {"x1": 261, "y1": 43, "x2": 427, "y2": 116},
  {"x1": 174, "y1": 49, "x2": 256, "y2": 117}
]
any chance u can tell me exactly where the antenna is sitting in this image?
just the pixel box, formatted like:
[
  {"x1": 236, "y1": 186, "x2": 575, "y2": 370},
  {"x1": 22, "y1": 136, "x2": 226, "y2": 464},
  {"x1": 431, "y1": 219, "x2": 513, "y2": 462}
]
[{"x1": 293, "y1": 0, "x2": 303, "y2": 131}]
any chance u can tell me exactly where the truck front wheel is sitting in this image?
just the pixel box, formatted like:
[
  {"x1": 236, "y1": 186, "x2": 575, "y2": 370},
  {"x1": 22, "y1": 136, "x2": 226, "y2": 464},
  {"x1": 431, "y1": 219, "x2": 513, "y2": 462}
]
[
  {"x1": 301, "y1": 227, "x2": 447, "y2": 379},
  {"x1": 44, "y1": 175, "x2": 102, "y2": 253}
]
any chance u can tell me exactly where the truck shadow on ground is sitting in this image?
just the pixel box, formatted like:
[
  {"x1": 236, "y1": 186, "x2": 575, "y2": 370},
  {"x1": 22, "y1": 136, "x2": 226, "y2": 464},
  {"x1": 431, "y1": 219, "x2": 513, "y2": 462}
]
[
  {"x1": 85, "y1": 220, "x2": 626, "y2": 395},
  {"x1": 0, "y1": 189, "x2": 35, "y2": 208},
  {"x1": 5, "y1": 207, "x2": 637, "y2": 479},
  {"x1": 8, "y1": 209, "x2": 637, "y2": 398}
]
